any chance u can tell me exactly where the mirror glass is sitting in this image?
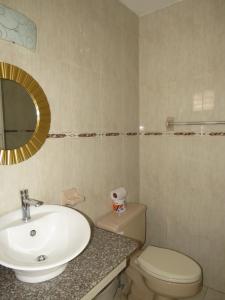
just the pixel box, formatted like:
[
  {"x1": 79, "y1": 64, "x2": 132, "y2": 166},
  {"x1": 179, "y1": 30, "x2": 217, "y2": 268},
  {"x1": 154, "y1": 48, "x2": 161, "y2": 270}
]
[{"x1": 0, "y1": 79, "x2": 37, "y2": 150}]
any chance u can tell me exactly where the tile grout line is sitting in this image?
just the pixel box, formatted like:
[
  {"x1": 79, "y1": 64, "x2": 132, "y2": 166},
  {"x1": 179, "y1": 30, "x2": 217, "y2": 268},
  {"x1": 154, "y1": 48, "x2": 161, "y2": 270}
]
[
  {"x1": 202, "y1": 286, "x2": 208, "y2": 300},
  {"x1": 204, "y1": 286, "x2": 225, "y2": 299}
]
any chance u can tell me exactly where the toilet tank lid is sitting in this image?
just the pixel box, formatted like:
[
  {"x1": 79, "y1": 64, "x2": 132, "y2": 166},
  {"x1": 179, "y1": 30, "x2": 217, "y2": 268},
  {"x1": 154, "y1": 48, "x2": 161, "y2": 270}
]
[{"x1": 96, "y1": 203, "x2": 146, "y2": 233}]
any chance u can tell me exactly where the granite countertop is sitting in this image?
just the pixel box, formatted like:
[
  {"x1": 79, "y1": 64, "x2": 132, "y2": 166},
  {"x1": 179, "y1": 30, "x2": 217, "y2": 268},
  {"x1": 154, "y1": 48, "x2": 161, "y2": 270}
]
[{"x1": 0, "y1": 226, "x2": 139, "y2": 300}]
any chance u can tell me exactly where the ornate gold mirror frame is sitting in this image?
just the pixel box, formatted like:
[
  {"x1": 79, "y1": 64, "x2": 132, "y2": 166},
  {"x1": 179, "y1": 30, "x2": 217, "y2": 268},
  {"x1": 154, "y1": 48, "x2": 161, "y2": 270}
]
[{"x1": 0, "y1": 62, "x2": 51, "y2": 165}]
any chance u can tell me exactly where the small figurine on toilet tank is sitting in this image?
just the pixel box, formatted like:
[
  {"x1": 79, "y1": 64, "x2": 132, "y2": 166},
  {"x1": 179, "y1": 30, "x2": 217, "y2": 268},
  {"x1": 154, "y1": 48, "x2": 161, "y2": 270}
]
[{"x1": 110, "y1": 187, "x2": 127, "y2": 214}]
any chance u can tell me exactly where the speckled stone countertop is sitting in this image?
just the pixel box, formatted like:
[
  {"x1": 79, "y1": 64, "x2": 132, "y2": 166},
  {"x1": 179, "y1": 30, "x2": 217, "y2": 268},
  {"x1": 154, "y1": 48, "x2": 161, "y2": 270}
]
[{"x1": 0, "y1": 227, "x2": 139, "y2": 300}]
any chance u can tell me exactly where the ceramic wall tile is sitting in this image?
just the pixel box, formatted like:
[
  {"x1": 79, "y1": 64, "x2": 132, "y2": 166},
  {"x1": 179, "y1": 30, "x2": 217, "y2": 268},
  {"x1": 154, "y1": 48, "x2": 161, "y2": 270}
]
[
  {"x1": 122, "y1": 136, "x2": 139, "y2": 202},
  {"x1": 140, "y1": 134, "x2": 225, "y2": 292},
  {"x1": 0, "y1": 0, "x2": 139, "y2": 225},
  {"x1": 100, "y1": 76, "x2": 124, "y2": 132},
  {"x1": 0, "y1": 139, "x2": 65, "y2": 215},
  {"x1": 140, "y1": 0, "x2": 225, "y2": 292}
]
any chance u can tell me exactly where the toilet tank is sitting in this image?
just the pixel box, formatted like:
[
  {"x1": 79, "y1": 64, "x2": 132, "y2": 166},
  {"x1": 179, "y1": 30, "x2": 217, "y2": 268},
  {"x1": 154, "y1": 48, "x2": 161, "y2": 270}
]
[{"x1": 96, "y1": 203, "x2": 146, "y2": 244}]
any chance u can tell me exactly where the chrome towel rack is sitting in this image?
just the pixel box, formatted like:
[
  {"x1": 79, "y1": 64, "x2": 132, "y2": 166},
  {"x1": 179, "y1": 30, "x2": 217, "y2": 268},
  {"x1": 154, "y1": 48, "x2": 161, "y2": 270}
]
[{"x1": 166, "y1": 117, "x2": 225, "y2": 131}]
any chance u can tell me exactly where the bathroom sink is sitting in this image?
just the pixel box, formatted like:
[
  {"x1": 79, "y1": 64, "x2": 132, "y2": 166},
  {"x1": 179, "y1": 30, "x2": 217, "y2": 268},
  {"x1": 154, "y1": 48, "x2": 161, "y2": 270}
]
[{"x1": 0, "y1": 205, "x2": 91, "y2": 283}]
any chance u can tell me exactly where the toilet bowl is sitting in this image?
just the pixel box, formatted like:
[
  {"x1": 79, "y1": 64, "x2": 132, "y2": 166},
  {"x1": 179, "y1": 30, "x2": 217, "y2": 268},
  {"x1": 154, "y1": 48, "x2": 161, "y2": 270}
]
[
  {"x1": 133, "y1": 246, "x2": 202, "y2": 300},
  {"x1": 96, "y1": 203, "x2": 203, "y2": 300}
]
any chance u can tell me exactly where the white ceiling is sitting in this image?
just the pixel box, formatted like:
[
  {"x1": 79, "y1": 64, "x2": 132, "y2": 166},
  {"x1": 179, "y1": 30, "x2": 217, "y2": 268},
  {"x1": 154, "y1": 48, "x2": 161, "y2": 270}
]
[{"x1": 119, "y1": 0, "x2": 183, "y2": 16}]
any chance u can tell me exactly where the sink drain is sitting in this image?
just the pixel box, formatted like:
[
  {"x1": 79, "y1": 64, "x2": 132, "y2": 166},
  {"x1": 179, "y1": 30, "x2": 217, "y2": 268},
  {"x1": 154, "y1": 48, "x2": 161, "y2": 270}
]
[
  {"x1": 37, "y1": 255, "x2": 47, "y2": 262},
  {"x1": 30, "y1": 230, "x2": 36, "y2": 236}
]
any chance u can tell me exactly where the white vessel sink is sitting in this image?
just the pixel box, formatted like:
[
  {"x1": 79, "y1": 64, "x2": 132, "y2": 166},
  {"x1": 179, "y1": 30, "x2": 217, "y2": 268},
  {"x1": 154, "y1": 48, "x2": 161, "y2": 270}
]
[{"x1": 0, "y1": 205, "x2": 91, "y2": 283}]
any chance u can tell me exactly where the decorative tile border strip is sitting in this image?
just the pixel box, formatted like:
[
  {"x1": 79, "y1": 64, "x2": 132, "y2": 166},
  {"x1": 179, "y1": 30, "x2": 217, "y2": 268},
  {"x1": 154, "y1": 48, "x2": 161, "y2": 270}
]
[
  {"x1": 47, "y1": 131, "x2": 225, "y2": 139},
  {"x1": 105, "y1": 132, "x2": 120, "y2": 136},
  {"x1": 173, "y1": 132, "x2": 196, "y2": 136},
  {"x1": 140, "y1": 131, "x2": 225, "y2": 136},
  {"x1": 5, "y1": 129, "x2": 35, "y2": 133},
  {"x1": 144, "y1": 132, "x2": 163, "y2": 136},
  {"x1": 78, "y1": 133, "x2": 97, "y2": 137},
  {"x1": 47, "y1": 131, "x2": 141, "y2": 138},
  {"x1": 208, "y1": 132, "x2": 225, "y2": 136},
  {"x1": 48, "y1": 134, "x2": 67, "y2": 138}
]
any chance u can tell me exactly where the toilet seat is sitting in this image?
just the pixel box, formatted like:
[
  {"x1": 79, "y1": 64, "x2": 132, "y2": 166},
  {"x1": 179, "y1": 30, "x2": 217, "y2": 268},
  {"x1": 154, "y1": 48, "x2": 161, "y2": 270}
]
[{"x1": 136, "y1": 246, "x2": 202, "y2": 284}]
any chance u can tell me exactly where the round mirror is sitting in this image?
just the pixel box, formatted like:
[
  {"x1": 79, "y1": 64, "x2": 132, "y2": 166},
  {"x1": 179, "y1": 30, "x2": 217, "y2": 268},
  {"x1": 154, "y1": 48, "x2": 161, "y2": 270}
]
[{"x1": 0, "y1": 62, "x2": 51, "y2": 165}]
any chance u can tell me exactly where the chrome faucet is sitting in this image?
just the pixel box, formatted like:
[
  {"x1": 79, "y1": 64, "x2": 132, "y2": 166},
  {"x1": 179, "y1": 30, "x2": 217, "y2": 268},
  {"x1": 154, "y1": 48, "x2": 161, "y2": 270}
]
[{"x1": 20, "y1": 189, "x2": 43, "y2": 222}]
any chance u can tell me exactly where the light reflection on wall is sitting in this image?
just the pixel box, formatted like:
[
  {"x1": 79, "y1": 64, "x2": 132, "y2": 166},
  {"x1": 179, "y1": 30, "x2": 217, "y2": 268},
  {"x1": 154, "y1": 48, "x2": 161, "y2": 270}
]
[{"x1": 193, "y1": 90, "x2": 215, "y2": 112}]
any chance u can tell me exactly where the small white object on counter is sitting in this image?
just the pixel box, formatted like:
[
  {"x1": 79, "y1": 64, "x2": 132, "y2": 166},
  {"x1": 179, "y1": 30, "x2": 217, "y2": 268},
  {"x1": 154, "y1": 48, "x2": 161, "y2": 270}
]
[{"x1": 110, "y1": 187, "x2": 127, "y2": 214}]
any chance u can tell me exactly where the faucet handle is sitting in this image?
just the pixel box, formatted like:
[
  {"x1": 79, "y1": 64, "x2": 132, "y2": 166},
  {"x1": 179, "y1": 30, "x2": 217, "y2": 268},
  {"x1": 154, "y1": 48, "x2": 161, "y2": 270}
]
[
  {"x1": 24, "y1": 189, "x2": 29, "y2": 199},
  {"x1": 20, "y1": 189, "x2": 29, "y2": 203},
  {"x1": 20, "y1": 190, "x2": 26, "y2": 200}
]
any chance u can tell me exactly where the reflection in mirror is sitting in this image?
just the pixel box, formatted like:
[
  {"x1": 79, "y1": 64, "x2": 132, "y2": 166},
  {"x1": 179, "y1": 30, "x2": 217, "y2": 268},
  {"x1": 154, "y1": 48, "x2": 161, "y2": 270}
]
[{"x1": 0, "y1": 80, "x2": 37, "y2": 150}]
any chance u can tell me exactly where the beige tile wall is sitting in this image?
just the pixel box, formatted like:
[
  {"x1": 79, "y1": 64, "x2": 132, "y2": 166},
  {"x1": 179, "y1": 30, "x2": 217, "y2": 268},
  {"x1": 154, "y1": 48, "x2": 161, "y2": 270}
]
[
  {"x1": 140, "y1": 0, "x2": 225, "y2": 293},
  {"x1": 3, "y1": 0, "x2": 225, "y2": 293},
  {"x1": 0, "y1": 0, "x2": 139, "y2": 221}
]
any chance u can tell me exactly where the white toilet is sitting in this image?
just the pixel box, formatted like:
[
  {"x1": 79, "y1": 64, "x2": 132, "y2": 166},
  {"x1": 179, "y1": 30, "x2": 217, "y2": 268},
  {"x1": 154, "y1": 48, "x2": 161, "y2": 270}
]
[{"x1": 96, "y1": 203, "x2": 202, "y2": 300}]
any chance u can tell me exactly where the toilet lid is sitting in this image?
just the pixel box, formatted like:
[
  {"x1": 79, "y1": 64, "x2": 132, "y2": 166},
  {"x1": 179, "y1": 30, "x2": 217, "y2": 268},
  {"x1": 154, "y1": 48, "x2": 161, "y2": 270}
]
[{"x1": 136, "y1": 246, "x2": 202, "y2": 283}]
